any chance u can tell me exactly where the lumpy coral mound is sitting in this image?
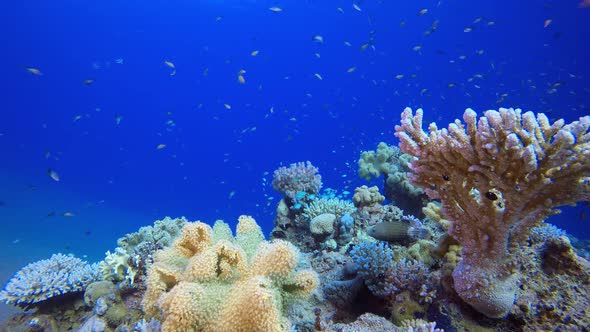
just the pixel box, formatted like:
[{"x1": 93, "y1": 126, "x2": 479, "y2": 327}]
[{"x1": 141, "y1": 215, "x2": 318, "y2": 332}]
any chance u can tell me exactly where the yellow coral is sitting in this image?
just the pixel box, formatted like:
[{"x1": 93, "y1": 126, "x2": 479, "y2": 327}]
[
  {"x1": 235, "y1": 215, "x2": 265, "y2": 259},
  {"x1": 217, "y1": 276, "x2": 287, "y2": 332},
  {"x1": 159, "y1": 282, "x2": 205, "y2": 332},
  {"x1": 236, "y1": 215, "x2": 260, "y2": 235},
  {"x1": 288, "y1": 269, "x2": 319, "y2": 297},
  {"x1": 173, "y1": 222, "x2": 213, "y2": 258},
  {"x1": 141, "y1": 216, "x2": 318, "y2": 332},
  {"x1": 142, "y1": 262, "x2": 183, "y2": 317},
  {"x1": 182, "y1": 240, "x2": 246, "y2": 282},
  {"x1": 249, "y1": 240, "x2": 299, "y2": 279}
]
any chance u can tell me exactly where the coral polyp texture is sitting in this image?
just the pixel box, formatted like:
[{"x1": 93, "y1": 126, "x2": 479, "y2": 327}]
[
  {"x1": 272, "y1": 161, "x2": 322, "y2": 200},
  {"x1": 395, "y1": 107, "x2": 590, "y2": 318},
  {"x1": 141, "y1": 215, "x2": 318, "y2": 332},
  {"x1": 0, "y1": 253, "x2": 100, "y2": 308}
]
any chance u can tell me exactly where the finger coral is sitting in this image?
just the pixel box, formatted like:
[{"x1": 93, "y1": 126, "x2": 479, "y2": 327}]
[
  {"x1": 141, "y1": 215, "x2": 318, "y2": 332},
  {"x1": 395, "y1": 107, "x2": 590, "y2": 318}
]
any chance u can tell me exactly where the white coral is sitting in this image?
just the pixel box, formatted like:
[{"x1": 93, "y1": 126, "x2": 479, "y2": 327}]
[{"x1": 0, "y1": 253, "x2": 99, "y2": 307}]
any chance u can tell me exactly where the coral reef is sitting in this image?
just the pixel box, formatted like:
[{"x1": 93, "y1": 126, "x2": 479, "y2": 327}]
[
  {"x1": 117, "y1": 216, "x2": 187, "y2": 254},
  {"x1": 98, "y1": 247, "x2": 140, "y2": 285},
  {"x1": 395, "y1": 107, "x2": 590, "y2": 318},
  {"x1": 141, "y1": 215, "x2": 319, "y2": 332},
  {"x1": 358, "y1": 142, "x2": 426, "y2": 216},
  {"x1": 272, "y1": 161, "x2": 322, "y2": 200},
  {"x1": 352, "y1": 185, "x2": 385, "y2": 208},
  {"x1": 350, "y1": 241, "x2": 438, "y2": 303},
  {"x1": 302, "y1": 197, "x2": 355, "y2": 221},
  {"x1": 0, "y1": 254, "x2": 100, "y2": 308}
]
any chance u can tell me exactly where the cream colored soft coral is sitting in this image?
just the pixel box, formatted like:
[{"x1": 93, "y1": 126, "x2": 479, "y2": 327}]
[
  {"x1": 217, "y1": 276, "x2": 288, "y2": 332},
  {"x1": 141, "y1": 217, "x2": 318, "y2": 332},
  {"x1": 158, "y1": 281, "x2": 205, "y2": 332},
  {"x1": 173, "y1": 222, "x2": 213, "y2": 258},
  {"x1": 395, "y1": 107, "x2": 590, "y2": 318}
]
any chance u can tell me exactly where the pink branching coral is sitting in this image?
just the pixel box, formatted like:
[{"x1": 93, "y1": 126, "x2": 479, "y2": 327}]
[
  {"x1": 395, "y1": 107, "x2": 590, "y2": 318},
  {"x1": 272, "y1": 161, "x2": 322, "y2": 200}
]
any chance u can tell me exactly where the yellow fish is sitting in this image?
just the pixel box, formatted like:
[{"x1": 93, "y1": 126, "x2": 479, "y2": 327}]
[{"x1": 25, "y1": 67, "x2": 42, "y2": 75}]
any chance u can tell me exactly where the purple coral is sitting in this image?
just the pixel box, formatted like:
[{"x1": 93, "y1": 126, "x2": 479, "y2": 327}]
[
  {"x1": 272, "y1": 161, "x2": 322, "y2": 199},
  {"x1": 350, "y1": 241, "x2": 436, "y2": 301}
]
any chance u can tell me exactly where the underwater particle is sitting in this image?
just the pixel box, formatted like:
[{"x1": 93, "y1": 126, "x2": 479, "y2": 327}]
[
  {"x1": 25, "y1": 67, "x2": 42, "y2": 75},
  {"x1": 447, "y1": 82, "x2": 456, "y2": 88},
  {"x1": 347, "y1": 66, "x2": 356, "y2": 73},
  {"x1": 115, "y1": 115, "x2": 123, "y2": 125},
  {"x1": 83, "y1": 79, "x2": 94, "y2": 85},
  {"x1": 47, "y1": 169, "x2": 60, "y2": 182},
  {"x1": 224, "y1": 103, "x2": 232, "y2": 110},
  {"x1": 73, "y1": 114, "x2": 83, "y2": 122},
  {"x1": 229, "y1": 191, "x2": 235, "y2": 199},
  {"x1": 343, "y1": 41, "x2": 352, "y2": 46},
  {"x1": 544, "y1": 19, "x2": 552, "y2": 28},
  {"x1": 314, "y1": 73, "x2": 323, "y2": 80},
  {"x1": 352, "y1": 3, "x2": 361, "y2": 11},
  {"x1": 156, "y1": 144, "x2": 166, "y2": 150},
  {"x1": 464, "y1": 27, "x2": 473, "y2": 32},
  {"x1": 395, "y1": 74, "x2": 404, "y2": 79},
  {"x1": 412, "y1": 45, "x2": 422, "y2": 52},
  {"x1": 269, "y1": 6, "x2": 283, "y2": 12},
  {"x1": 63, "y1": 212, "x2": 74, "y2": 217},
  {"x1": 250, "y1": 50, "x2": 259, "y2": 56},
  {"x1": 237, "y1": 74, "x2": 246, "y2": 84},
  {"x1": 115, "y1": 58, "x2": 123, "y2": 64},
  {"x1": 418, "y1": 8, "x2": 428, "y2": 16}
]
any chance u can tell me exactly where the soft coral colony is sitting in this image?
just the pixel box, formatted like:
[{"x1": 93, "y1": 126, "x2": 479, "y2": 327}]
[{"x1": 0, "y1": 107, "x2": 589, "y2": 331}]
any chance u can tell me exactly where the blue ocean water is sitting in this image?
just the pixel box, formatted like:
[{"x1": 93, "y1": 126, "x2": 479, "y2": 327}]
[{"x1": 0, "y1": 0, "x2": 589, "y2": 320}]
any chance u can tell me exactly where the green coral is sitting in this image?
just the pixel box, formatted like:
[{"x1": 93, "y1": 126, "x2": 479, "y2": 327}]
[
  {"x1": 117, "y1": 216, "x2": 187, "y2": 254},
  {"x1": 302, "y1": 198, "x2": 355, "y2": 220}
]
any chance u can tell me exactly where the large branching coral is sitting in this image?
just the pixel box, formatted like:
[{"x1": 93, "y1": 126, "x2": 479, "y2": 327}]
[{"x1": 395, "y1": 107, "x2": 590, "y2": 318}]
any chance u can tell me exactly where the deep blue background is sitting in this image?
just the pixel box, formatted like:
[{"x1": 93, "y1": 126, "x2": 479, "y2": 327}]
[{"x1": 0, "y1": 1, "x2": 588, "y2": 318}]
